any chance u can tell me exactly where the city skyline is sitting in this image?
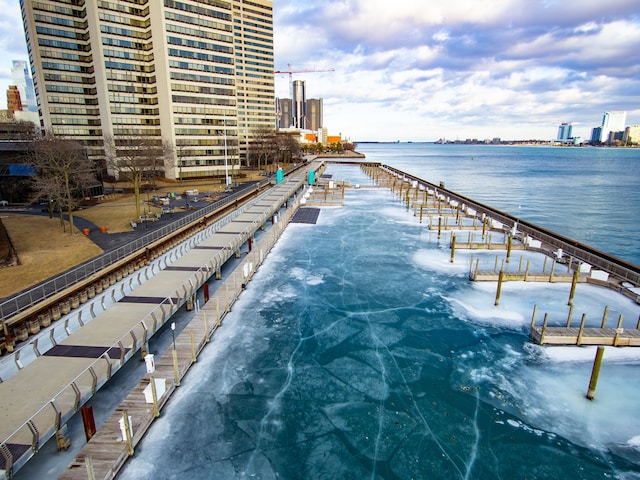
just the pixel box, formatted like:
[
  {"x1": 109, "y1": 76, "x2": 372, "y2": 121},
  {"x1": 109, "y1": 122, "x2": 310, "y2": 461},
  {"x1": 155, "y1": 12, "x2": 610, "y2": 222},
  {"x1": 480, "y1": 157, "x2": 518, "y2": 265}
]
[{"x1": 1, "y1": 0, "x2": 639, "y2": 142}]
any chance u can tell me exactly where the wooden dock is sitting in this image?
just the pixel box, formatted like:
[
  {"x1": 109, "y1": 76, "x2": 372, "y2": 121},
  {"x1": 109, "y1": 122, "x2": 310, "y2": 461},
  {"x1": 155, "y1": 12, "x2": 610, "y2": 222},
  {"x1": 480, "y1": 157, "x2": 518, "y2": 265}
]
[
  {"x1": 530, "y1": 326, "x2": 640, "y2": 346},
  {"x1": 529, "y1": 305, "x2": 640, "y2": 347},
  {"x1": 58, "y1": 190, "x2": 302, "y2": 479}
]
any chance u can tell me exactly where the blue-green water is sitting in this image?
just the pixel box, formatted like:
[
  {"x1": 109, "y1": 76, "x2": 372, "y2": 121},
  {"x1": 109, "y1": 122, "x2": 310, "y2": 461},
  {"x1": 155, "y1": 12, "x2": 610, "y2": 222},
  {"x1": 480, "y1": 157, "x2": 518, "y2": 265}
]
[
  {"x1": 118, "y1": 146, "x2": 640, "y2": 479},
  {"x1": 360, "y1": 143, "x2": 640, "y2": 266}
]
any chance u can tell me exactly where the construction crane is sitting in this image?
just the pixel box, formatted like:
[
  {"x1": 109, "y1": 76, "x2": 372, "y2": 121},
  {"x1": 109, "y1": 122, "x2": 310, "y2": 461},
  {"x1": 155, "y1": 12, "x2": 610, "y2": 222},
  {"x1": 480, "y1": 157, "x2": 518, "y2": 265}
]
[{"x1": 274, "y1": 64, "x2": 334, "y2": 127}]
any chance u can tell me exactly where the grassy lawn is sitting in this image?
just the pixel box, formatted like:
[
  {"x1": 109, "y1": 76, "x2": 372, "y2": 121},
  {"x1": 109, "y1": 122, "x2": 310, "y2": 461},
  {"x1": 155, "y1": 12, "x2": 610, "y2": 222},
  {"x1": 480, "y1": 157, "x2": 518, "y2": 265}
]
[
  {"x1": 0, "y1": 169, "x2": 273, "y2": 297},
  {"x1": 0, "y1": 215, "x2": 103, "y2": 297}
]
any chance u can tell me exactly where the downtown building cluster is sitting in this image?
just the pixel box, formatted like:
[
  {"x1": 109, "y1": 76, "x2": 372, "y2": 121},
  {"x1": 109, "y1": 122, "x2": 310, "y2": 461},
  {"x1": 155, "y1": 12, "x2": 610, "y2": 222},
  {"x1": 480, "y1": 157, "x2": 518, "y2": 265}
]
[
  {"x1": 556, "y1": 111, "x2": 638, "y2": 146},
  {"x1": 19, "y1": 0, "x2": 275, "y2": 180}
]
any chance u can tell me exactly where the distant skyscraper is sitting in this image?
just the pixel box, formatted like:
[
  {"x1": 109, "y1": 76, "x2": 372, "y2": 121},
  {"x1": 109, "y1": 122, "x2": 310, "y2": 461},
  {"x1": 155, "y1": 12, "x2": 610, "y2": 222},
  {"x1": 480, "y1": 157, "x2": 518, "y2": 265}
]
[
  {"x1": 623, "y1": 125, "x2": 640, "y2": 145},
  {"x1": 306, "y1": 98, "x2": 323, "y2": 131},
  {"x1": 277, "y1": 98, "x2": 292, "y2": 129},
  {"x1": 556, "y1": 122, "x2": 573, "y2": 143},
  {"x1": 20, "y1": 0, "x2": 274, "y2": 179},
  {"x1": 11, "y1": 60, "x2": 37, "y2": 113},
  {"x1": 293, "y1": 80, "x2": 306, "y2": 129},
  {"x1": 601, "y1": 111, "x2": 627, "y2": 143},
  {"x1": 590, "y1": 126, "x2": 603, "y2": 143}
]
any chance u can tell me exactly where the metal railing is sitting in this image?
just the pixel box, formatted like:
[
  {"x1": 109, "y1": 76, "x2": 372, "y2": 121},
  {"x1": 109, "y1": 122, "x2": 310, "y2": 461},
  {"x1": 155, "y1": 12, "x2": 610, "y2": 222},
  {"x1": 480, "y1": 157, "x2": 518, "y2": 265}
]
[
  {"x1": 0, "y1": 171, "x2": 309, "y2": 478},
  {"x1": 0, "y1": 179, "x2": 275, "y2": 322},
  {"x1": 381, "y1": 165, "x2": 640, "y2": 285}
]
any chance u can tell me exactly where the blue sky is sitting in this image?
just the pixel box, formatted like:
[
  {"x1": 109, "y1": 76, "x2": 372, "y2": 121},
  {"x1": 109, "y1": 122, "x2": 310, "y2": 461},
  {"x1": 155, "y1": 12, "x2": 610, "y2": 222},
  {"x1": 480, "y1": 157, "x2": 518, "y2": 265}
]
[{"x1": 2, "y1": 0, "x2": 638, "y2": 142}]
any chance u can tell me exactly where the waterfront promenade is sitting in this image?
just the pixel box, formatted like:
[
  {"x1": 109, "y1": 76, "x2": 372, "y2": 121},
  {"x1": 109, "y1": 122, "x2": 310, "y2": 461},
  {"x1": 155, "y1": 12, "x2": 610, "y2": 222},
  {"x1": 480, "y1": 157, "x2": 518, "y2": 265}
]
[{"x1": 0, "y1": 161, "x2": 323, "y2": 479}]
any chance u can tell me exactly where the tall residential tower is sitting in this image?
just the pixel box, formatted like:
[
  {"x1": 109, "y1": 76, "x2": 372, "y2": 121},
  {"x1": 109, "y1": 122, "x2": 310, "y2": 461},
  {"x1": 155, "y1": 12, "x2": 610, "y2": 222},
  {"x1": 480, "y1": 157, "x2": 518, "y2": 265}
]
[{"x1": 20, "y1": 0, "x2": 274, "y2": 180}]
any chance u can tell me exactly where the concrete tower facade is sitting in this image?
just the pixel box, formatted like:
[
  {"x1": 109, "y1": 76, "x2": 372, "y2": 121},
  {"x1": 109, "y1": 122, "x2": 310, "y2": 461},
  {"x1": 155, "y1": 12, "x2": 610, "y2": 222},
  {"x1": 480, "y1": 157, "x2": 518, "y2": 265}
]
[{"x1": 292, "y1": 79, "x2": 305, "y2": 129}]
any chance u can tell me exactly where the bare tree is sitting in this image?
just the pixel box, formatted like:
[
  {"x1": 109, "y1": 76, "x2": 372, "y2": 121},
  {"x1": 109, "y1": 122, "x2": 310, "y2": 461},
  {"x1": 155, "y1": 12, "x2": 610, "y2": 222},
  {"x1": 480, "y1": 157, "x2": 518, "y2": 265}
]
[
  {"x1": 275, "y1": 132, "x2": 301, "y2": 165},
  {"x1": 28, "y1": 133, "x2": 96, "y2": 233},
  {"x1": 249, "y1": 127, "x2": 278, "y2": 173},
  {"x1": 105, "y1": 135, "x2": 170, "y2": 219}
]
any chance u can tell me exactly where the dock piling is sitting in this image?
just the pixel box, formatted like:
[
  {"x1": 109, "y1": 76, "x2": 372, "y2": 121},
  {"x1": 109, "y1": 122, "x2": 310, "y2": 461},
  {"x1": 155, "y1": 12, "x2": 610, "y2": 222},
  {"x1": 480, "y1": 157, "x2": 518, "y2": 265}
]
[
  {"x1": 85, "y1": 455, "x2": 96, "y2": 480},
  {"x1": 495, "y1": 270, "x2": 504, "y2": 306},
  {"x1": 613, "y1": 314, "x2": 624, "y2": 346},
  {"x1": 568, "y1": 269, "x2": 579, "y2": 306},
  {"x1": 601, "y1": 306, "x2": 609, "y2": 328},
  {"x1": 586, "y1": 346, "x2": 605, "y2": 400},
  {"x1": 450, "y1": 234, "x2": 456, "y2": 263},
  {"x1": 530, "y1": 304, "x2": 538, "y2": 329},
  {"x1": 577, "y1": 314, "x2": 587, "y2": 345}
]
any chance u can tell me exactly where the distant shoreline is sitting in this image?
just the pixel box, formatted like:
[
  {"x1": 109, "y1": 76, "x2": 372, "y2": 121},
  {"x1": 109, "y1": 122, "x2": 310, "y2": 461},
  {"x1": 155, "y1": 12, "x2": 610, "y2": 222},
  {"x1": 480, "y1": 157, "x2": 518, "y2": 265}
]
[{"x1": 355, "y1": 141, "x2": 638, "y2": 148}]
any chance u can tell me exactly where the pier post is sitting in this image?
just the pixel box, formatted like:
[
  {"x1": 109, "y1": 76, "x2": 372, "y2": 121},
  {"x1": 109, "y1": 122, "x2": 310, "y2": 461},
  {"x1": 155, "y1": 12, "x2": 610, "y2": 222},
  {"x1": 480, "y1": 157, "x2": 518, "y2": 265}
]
[
  {"x1": 543, "y1": 257, "x2": 548, "y2": 274},
  {"x1": 190, "y1": 330, "x2": 196, "y2": 362},
  {"x1": 122, "y1": 411, "x2": 134, "y2": 456},
  {"x1": 203, "y1": 312, "x2": 210, "y2": 342},
  {"x1": 541, "y1": 313, "x2": 548, "y2": 343},
  {"x1": 601, "y1": 306, "x2": 609, "y2": 328},
  {"x1": 419, "y1": 204, "x2": 424, "y2": 223},
  {"x1": 613, "y1": 314, "x2": 624, "y2": 347},
  {"x1": 586, "y1": 346, "x2": 605, "y2": 400},
  {"x1": 450, "y1": 234, "x2": 456, "y2": 263},
  {"x1": 438, "y1": 217, "x2": 442, "y2": 240},
  {"x1": 549, "y1": 259, "x2": 556, "y2": 282},
  {"x1": 171, "y1": 322, "x2": 180, "y2": 387},
  {"x1": 577, "y1": 314, "x2": 587, "y2": 345},
  {"x1": 495, "y1": 270, "x2": 504, "y2": 306},
  {"x1": 566, "y1": 305, "x2": 574, "y2": 327},
  {"x1": 568, "y1": 269, "x2": 579, "y2": 306},
  {"x1": 530, "y1": 304, "x2": 538, "y2": 329},
  {"x1": 85, "y1": 455, "x2": 96, "y2": 480},
  {"x1": 150, "y1": 375, "x2": 159, "y2": 418},
  {"x1": 524, "y1": 260, "x2": 530, "y2": 282},
  {"x1": 506, "y1": 234, "x2": 512, "y2": 263}
]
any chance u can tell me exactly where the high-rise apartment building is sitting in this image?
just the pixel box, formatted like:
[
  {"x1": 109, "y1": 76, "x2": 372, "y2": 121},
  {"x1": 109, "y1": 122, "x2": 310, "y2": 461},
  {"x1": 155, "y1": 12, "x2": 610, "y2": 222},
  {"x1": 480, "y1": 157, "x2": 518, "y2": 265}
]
[
  {"x1": 276, "y1": 98, "x2": 292, "y2": 129},
  {"x1": 306, "y1": 98, "x2": 322, "y2": 132},
  {"x1": 20, "y1": 0, "x2": 274, "y2": 180},
  {"x1": 556, "y1": 122, "x2": 572, "y2": 143},
  {"x1": 600, "y1": 111, "x2": 626, "y2": 144},
  {"x1": 11, "y1": 60, "x2": 38, "y2": 113}
]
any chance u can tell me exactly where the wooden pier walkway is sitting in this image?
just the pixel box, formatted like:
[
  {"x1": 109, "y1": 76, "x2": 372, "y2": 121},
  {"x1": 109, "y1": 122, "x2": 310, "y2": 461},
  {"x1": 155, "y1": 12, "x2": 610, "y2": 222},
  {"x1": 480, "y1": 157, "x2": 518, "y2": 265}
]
[
  {"x1": 0, "y1": 162, "x2": 322, "y2": 479},
  {"x1": 528, "y1": 304, "x2": 640, "y2": 347},
  {"x1": 530, "y1": 326, "x2": 640, "y2": 346},
  {"x1": 59, "y1": 194, "x2": 301, "y2": 480}
]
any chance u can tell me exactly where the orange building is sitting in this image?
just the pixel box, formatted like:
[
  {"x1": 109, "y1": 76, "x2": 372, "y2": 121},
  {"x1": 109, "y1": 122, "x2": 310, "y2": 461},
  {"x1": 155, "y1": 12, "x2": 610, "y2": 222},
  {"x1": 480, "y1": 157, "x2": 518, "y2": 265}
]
[{"x1": 6, "y1": 86, "x2": 22, "y2": 113}]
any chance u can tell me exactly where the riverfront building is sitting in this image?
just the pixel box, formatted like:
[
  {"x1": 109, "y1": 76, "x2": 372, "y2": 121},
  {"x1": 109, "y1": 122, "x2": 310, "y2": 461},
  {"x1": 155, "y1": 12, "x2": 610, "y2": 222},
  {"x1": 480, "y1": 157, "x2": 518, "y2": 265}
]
[
  {"x1": 555, "y1": 122, "x2": 573, "y2": 144},
  {"x1": 20, "y1": 0, "x2": 275, "y2": 180},
  {"x1": 591, "y1": 110, "x2": 627, "y2": 144}
]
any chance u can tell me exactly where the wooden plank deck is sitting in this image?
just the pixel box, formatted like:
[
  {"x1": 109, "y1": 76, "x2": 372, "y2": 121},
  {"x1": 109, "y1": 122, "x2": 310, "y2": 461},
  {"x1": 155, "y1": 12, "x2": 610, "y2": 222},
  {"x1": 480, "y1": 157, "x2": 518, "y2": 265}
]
[
  {"x1": 471, "y1": 271, "x2": 583, "y2": 283},
  {"x1": 530, "y1": 326, "x2": 640, "y2": 346},
  {"x1": 58, "y1": 188, "x2": 301, "y2": 480}
]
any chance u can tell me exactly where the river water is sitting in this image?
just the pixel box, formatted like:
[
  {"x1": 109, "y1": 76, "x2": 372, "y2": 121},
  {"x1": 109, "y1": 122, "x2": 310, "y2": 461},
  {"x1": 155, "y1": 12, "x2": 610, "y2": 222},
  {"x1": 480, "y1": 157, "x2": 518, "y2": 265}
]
[{"x1": 116, "y1": 144, "x2": 640, "y2": 479}]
